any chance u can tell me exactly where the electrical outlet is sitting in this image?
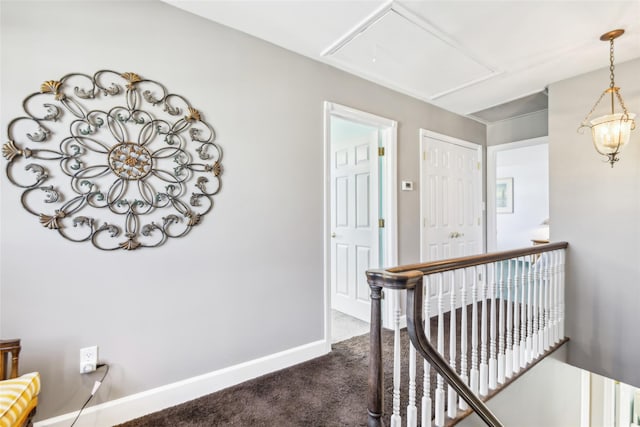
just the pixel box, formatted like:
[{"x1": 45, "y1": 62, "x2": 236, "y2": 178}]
[{"x1": 80, "y1": 345, "x2": 98, "y2": 374}]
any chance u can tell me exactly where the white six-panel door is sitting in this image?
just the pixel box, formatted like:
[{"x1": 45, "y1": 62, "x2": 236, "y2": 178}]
[
  {"x1": 421, "y1": 131, "x2": 483, "y2": 307},
  {"x1": 331, "y1": 127, "x2": 379, "y2": 322}
]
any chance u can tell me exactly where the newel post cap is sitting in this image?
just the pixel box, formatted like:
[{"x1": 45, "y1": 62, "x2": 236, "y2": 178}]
[{"x1": 365, "y1": 269, "x2": 423, "y2": 290}]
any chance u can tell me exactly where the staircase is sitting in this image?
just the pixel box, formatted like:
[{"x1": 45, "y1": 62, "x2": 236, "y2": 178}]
[{"x1": 366, "y1": 242, "x2": 568, "y2": 427}]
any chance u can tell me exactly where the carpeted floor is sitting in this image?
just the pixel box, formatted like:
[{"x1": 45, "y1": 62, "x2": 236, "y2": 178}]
[
  {"x1": 118, "y1": 333, "x2": 372, "y2": 426},
  {"x1": 118, "y1": 306, "x2": 476, "y2": 427}
]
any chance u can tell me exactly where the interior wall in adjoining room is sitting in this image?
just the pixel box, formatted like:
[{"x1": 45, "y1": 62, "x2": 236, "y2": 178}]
[
  {"x1": 549, "y1": 57, "x2": 640, "y2": 388},
  {"x1": 496, "y1": 143, "x2": 549, "y2": 250},
  {"x1": 485, "y1": 109, "x2": 548, "y2": 251},
  {"x1": 487, "y1": 109, "x2": 548, "y2": 146},
  {"x1": 0, "y1": 0, "x2": 485, "y2": 421}
]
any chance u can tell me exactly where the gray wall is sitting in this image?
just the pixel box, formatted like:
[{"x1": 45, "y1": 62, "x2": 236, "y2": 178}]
[
  {"x1": 487, "y1": 109, "x2": 548, "y2": 146},
  {"x1": 549, "y1": 58, "x2": 640, "y2": 387},
  {"x1": 458, "y1": 347, "x2": 582, "y2": 427},
  {"x1": 0, "y1": 0, "x2": 485, "y2": 420}
]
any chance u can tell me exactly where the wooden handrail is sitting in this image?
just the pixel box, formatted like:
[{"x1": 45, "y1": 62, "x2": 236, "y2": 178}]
[
  {"x1": 388, "y1": 242, "x2": 568, "y2": 275},
  {"x1": 366, "y1": 242, "x2": 568, "y2": 427},
  {"x1": 366, "y1": 242, "x2": 569, "y2": 290}
]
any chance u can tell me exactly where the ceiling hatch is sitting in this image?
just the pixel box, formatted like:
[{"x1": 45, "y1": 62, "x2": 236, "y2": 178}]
[{"x1": 324, "y1": 5, "x2": 500, "y2": 101}]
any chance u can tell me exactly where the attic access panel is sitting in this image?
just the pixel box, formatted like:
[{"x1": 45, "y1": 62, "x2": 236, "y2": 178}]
[{"x1": 326, "y1": 7, "x2": 497, "y2": 100}]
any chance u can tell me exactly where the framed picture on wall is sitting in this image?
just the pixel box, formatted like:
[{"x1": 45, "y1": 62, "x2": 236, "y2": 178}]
[{"x1": 496, "y1": 177, "x2": 514, "y2": 214}]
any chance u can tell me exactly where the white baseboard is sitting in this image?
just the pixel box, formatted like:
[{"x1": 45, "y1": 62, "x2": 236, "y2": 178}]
[{"x1": 35, "y1": 339, "x2": 330, "y2": 427}]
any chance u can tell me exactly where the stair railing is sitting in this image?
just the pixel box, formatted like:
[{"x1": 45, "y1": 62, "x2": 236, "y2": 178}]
[{"x1": 366, "y1": 242, "x2": 568, "y2": 427}]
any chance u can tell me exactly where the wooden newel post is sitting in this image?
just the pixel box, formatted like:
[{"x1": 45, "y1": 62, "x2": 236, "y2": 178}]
[
  {"x1": 367, "y1": 282, "x2": 384, "y2": 427},
  {"x1": 366, "y1": 269, "x2": 418, "y2": 427}
]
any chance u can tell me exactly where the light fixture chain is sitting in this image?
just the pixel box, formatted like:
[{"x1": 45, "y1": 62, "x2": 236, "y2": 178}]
[
  {"x1": 580, "y1": 90, "x2": 607, "y2": 125},
  {"x1": 609, "y1": 38, "x2": 615, "y2": 88},
  {"x1": 615, "y1": 89, "x2": 630, "y2": 118}
]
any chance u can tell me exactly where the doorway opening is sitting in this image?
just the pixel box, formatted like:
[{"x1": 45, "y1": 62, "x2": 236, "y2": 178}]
[
  {"x1": 324, "y1": 102, "x2": 397, "y2": 346},
  {"x1": 487, "y1": 137, "x2": 549, "y2": 252}
]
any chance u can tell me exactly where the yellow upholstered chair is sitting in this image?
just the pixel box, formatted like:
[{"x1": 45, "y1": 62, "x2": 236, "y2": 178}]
[{"x1": 0, "y1": 340, "x2": 40, "y2": 427}]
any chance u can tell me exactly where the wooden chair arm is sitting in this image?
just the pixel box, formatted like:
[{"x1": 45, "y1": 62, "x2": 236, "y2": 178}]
[{"x1": 0, "y1": 338, "x2": 21, "y2": 380}]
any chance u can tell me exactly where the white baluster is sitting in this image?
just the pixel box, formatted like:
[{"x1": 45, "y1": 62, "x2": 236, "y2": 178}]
[
  {"x1": 549, "y1": 251, "x2": 556, "y2": 346},
  {"x1": 391, "y1": 292, "x2": 402, "y2": 427},
  {"x1": 532, "y1": 256, "x2": 540, "y2": 358},
  {"x1": 479, "y1": 264, "x2": 489, "y2": 396},
  {"x1": 549, "y1": 252, "x2": 558, "y2": 346},
  {"x1": 552, "y1": 250, "x2": 560, "y2": 344},
  {"x1": 512, "y1": 258, "x2": 520, "y2": 374},
  {"x1": 422, "y1": 276, "x2": 432, "y2": 427},
  {"x1": 435, "y1": 274, "x2": 445, "y2": 427},
  {"x1": 408, "y1": 342, "x2": 417, "y2": 427},
  {"x1": 549, "y1": 251, "x2": 555, "y2": 346},
  {"x1": 470, "y1": 266, "x2": 480, "y2": 398},
  {"x1": 559, "y1": 250, "x2": 566, "y2": 339},
  {"x1": 519, "y1": 256, "x2": 527, "y2": 368},
  {"x1": 489, "y1": 263, "x2": 498, "y2": 390},
  {"x1": 526, "y1": 254, "x2": 534, "y2": 363},
  {"x1": 506, "y1": 259, "x2": 514, "y2": 378},
  {"x1": 447, "y1": 271, "x2": 457, "y2": 419},
  {"x1": 543, "y1": 252, "x2": 550, "y2": 352},
  {"x1": 497, "y1": 261, "x2": 506, "y2": 385},
  {"x1": 459, "y1": 269, "x2": 469, "y2": 411},
  {"x1": 538, "y1": 253, "x2": 545, "y2": 355}
]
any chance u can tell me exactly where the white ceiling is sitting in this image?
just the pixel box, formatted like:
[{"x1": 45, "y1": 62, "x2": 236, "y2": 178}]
[{"x1": 164, "y1": 0, "x2": 640, "y2": 120}]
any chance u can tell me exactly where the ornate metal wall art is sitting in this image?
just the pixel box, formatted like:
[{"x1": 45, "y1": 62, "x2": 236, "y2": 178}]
[{"x1": 3, "y1": 71, "x2": 223, "y2": 250}]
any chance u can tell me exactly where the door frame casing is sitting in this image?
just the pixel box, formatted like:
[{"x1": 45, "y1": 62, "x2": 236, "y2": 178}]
[
  {"x1": 419, "y1": 129, "x2": 485, "y2": 263},
  {"x1": 486, "y1": 136, "x2": 547, "y2": 251},
  {"x1": 323, "y1": 102, "x2": 398, "y2": 349}
]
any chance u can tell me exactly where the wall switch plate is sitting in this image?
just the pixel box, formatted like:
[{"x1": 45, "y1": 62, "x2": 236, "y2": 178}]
[{"x1": 80, "y1": 346, "x2": 98, "y2": 374}]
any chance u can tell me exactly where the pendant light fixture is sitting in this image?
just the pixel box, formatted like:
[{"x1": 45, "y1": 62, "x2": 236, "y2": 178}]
[{"x1": 578, "y1": 29, "x2": 636, "y2": 167}]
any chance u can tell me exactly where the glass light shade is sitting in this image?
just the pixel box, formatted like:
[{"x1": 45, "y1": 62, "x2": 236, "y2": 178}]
[{"x1": 590, "y1": 112, "x2": 636, "y2": 155}]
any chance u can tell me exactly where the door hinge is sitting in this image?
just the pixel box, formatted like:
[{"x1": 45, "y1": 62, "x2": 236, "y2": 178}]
[
  {"x1": 378, "y1": 147, "x2": 385, "y2": 156},
  {"x1": 379, "y1": 218, "x2": 385, "y2": 228},
  {"x1": 423, "y1": 151, "x2": 427, "y2": 161},
  {"x1": 477, "y1": 161, "x2": 481, "y2": 170}
]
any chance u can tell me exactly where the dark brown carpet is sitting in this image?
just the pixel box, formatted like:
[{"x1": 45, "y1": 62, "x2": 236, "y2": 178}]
[{"x1": 118, "y1": 305, "x2": 478, "y2": 427}]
